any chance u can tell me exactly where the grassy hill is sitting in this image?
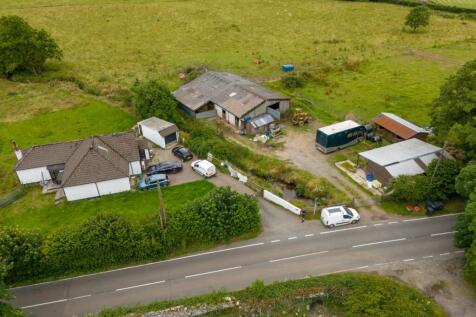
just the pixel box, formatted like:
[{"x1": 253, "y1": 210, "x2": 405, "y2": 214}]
[{"x1": 0, "y1": 0, "x2": 475, "y2": 125}]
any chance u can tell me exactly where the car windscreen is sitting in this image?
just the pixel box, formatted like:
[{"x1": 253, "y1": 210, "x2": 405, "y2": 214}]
[{"x1": 344, "y1": 208, "x2": 353, "y2": 216}]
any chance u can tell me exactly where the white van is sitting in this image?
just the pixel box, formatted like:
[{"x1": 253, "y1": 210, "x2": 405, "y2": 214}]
[
  {"x1": 320, "y1": 205, "x2": 360, "y2": 228},
  {"x1": 191, "y1": 160, "x2": 216, "y2": 178}
]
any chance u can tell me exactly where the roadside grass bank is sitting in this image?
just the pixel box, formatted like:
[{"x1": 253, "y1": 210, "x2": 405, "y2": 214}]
[
  {"x1": 1, "y1": 187, "x2": 261, "y2": 285},
  {"x1": 95, "y1": 272, "x2": 447, "y2": 317},
  {"x1": 380, "y1": 197, "x2": 466, "y2": 216},
  {"x1": 0, "y1": 180, "x2": 215, "y2": 235}
]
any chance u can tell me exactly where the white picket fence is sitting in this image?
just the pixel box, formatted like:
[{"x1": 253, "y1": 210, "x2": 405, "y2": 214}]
[{"x1": 263, "y1": 190, "x2": 301, "y2": 216}]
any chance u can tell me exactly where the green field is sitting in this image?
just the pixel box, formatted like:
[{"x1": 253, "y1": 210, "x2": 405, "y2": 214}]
[
  {"x1": 0, "y1": 0, "x2": 474, "y2": 124},
  {"x1": 430, "y1": 0, "x2": 476, "y2": 9},
  {"x1": 0, "y1": 101, "x2": 136, "y2": 196},
  {"x1": 0, "y1": 180, "x2": 215, "y2": 234}
]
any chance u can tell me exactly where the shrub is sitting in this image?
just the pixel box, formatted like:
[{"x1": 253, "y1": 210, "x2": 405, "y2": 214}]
[
  {"x1": 281, "y1": 75, "x2": 306, "y2": 89},
  {"x1": 455, "y1": 161, "x2": 476, "y2": 198},
  {"x1": 405, "y1": 5, "x2": 431, "y2": 31},
  {"x1": 426, "y1": 158, "x2": 461, "y2": 200},
  {"x1": 0, "y1": 263, "x2": 23, "y2": 317},
  {"x1": 131, "y1": 79, "x2": 182, "y2": 124},
  {"x1": 387, "y1": 175, "x2": 429, "y2": 202},
  {"x1": 0, "y1": 15, "x2": 62, "y2": 77},
  {"x1": 0, "y1": 227, "x2": 44, "y2": 283}
]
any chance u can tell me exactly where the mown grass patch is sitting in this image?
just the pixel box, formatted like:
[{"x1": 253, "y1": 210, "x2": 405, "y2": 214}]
[
  {"x1": 96, "y1": 272, "x2": 447, "y2": 317},
  {"x1": 0, "y1": 180, "x2": 215, "y2": 235},
  {"x1": 381, "y1": 196, "x2": 466, "y2": 216},
  {"x1": 0, "y1": 101, "x2": 136, "y2": 196}
]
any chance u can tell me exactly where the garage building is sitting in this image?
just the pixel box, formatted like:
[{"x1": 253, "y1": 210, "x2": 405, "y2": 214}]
[{"x1": 137, "y1": 117, "x2": 179, "y2": 148}]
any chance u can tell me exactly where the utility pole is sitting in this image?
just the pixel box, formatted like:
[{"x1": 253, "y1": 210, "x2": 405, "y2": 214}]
[
  {"x1": 157, "y1": 183, "x2": 166, "y2": 228},
  {"x1": 430, "y1": 141, "x2": 447, "y2": 186}
]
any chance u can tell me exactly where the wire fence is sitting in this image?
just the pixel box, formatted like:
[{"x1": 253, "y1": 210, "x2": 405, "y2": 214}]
[{"x1": 0, "y1": 187, "x2": 26, "y2": 208}]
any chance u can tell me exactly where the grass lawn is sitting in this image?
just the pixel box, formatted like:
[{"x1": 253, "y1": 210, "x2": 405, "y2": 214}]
[
  {"x1": 380, "y1": 196, "x2": 466, "y2": 216},
  {"x1": 0, "y1": 101, "x2": 136, "y2": 196},
  {"x1": 0, "y1": 180, "x2": 215, "y2": 234},
  {"x1": 429, "y1": 0, "x2": 476, "y2": 9}
]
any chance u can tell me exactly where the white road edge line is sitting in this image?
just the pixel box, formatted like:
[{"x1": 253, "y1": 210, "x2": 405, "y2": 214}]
[
  {"x1": 388, "y1": 221, "x2": 399, "y2": 224},
  {"x1": 270, "y1": 239, "x2": 280, "y2": 243},
  {"x1": 374, "y1": 223, "x2": 383, "y2": 226},
  {"x1": 320, "y1": 225, "x2": 367, "y2": 234},
  {"x1": 440, "y1": 252, "x2": 451, "y2": 256},
  {"x1": 403, "y1": 213, "x2": 461, "y2": 222},
  {"x1": 11, "y1": 243, "x2": 264, "y2": 290},
  {"x1": 352, "y1": 238, "x2": 406, "y2": 248},
  {"x1": 21, "y1": 298, "x2": 68, "y2": 309},
  {"x1": 454, "y1": 250, "x2": 465, "y2": 254},
  {"x1": 304, "y1": 234, "x2": 314, "y2": 237},
  {"x1": 288, "y1": 236, "x2": 297, "y2": 240},
  {"x1": 185, "y1": 266, "x2": 242, "y2": 279},
  {"x1": 403, "y1": 258, "x2": 414, "y2": 262},
  {"x1": 431, "y1": 231, "x2": 457, "y2": 237},
  {"x1": 269, "y1": 251, "x2": 329, "y2": 263},
  {"x1": 115, "y1": 280, "x2": 165, "y2": 292},
  {"x1": 422, "y1": 255, "x2": 434, "y2": 259},
  {"x1": 324, "y1": 265, "x2": 369, "y2": 275}
]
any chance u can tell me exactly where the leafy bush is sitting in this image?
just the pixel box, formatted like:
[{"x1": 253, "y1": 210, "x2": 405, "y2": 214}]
[
  {"x1": 0, "y1": 15, "x2": 62, "y2": 77},
  {"x1": 455, "y1": 161, "x2": 476, "y2": 198},
  {"x1": 0, "y1": 187, "x2": 260, "y2": 283},
  {"x1": 454, "y1": 190, "x2": 476, "y2": 282},
  {"x1": 387, "y1": 175, "x2": 429, "y2": 202},
  {"x1": 426, "y1": 158, "x2": 461, "y2": 200},
  {"x1": 281, "y1": 75, "x2": 306, "y2": 89},
  {"x1": 405, "y1": 5, "x2": 431, "y2": 31},
  {"x1": 131, "y1": 79, "x2": 182, "y2": 124},
  {"x1": 0, "y1": 227, "x2": 44, "y2": 283},
  {"x1": 0, "y1": 263, "x2": 23, "y2": 317}
]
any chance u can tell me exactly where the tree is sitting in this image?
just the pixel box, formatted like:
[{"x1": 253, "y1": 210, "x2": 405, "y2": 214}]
[
  {"x1": 0, "y1": 15, "x2": 62, "y2": 77},
  {"x1": 387, "y1": 175, "x2": 429, "y2": 202},
  {"x1": 455, "y1": 161, "x2": 476, "y2": 198},
  {"x1": 131, "y1": 79, "x2": 182, "y2": 124},
  {"x1": 405, "y1": 5, "x2": 431, "y2": 32},
  {"x1": 0, "y1": 263, "x2": 24, "y2": 317},
  {"x1": 431, "y1": 60, "x2": 476, "y2": 161},
  {"x1": 0, "y1": 227, "x2": 44, "y2": 283},
  {"x1": 426, "y1": 158, "x2": 461, "y2": 200},
  {"x1": 454, "y1": 191, "x2": 476, "y2": 281}
]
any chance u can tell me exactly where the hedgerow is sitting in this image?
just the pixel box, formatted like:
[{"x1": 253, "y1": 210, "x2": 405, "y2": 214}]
[{"x1": 0, "y1": 187, "x2": 260, "y2": 283}]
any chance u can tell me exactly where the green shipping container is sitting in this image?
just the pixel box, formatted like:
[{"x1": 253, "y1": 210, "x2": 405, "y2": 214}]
[{"x1": 316, "y1": 120, "x2": 365, "y2": 153}]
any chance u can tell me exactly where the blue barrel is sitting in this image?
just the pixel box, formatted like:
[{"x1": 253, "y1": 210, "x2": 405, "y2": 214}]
[
  {"x1": 281, "y1": 64, "x2": 295, "y2": 72},
  {"x1": 366, "y1": 173, "x2": 374, "y2": 182}
]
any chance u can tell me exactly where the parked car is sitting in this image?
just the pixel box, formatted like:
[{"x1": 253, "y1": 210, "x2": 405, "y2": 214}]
[
  {"x1": 320, "y1": 205, "x2": 360, "y2": 228},
  {"x1": 172, "y1": 146, "x2": 193, "y2": 161},
  {"x1": 426, "y1": 200, "x2": 444, "y2": 216},
  {"x1": 137, "y1": 174, "x2": 170, "y2": 190},
  {"x1": 147, "y1": 160, "x2": 182, "y2": 175},
  {"x1": 191, "y1": 160, "x2": 216, "y2": 178}
]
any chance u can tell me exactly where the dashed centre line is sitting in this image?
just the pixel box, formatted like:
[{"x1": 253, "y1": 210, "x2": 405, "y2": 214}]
[
  {"x1": 185, "y1": 266, "x2": 242, "y2": 279},
  {"x1": 269, "y1": 251, "x2": 328, "y2": 263},
  {"x1": 115, "y1": 280, "x2": 165, "y2": 292},
  {"x1": 320, "y1": 225, "x2": 367, "y2": 234},
  {"x1": 304, "y1": 234, "x2": 314, "y2": 237},
  {"x1": 352, "y1": 238, "x2": 407, "y2": 248},
  {"x1": 288, "y1": 236, "x2": 297, "y2": 240}
]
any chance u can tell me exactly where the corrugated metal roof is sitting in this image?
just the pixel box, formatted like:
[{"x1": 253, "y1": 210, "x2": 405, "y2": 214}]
[
  {"x1": 359, "y1": 138, "x2": 442, "y2": 167},
  {"x1": 318, "y1": 120, "x2": 361, "y2": 135},
  {"x1": 173, "y1": 71, "x2": 289, "y2": 118},
  {"x1": 250, "y1": 113, "x2": 275, "y2": 128},
  {"x1": 385, "y1": 160, "x2": 425, "y2": 177},
  {"x1": 373, "y1": 113, "x2": 428, "y2": 140}
]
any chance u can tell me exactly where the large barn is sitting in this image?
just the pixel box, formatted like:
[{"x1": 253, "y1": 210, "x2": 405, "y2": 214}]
[
  {"x1": 173, "y1": 71, "x2": 290, "y2": 132},
  {"x1": 14, "y1": 132, "x2": 148, "y2": 201},
  {"x1": 358, "y1": 138, "x2": 444, "y2": 185}
]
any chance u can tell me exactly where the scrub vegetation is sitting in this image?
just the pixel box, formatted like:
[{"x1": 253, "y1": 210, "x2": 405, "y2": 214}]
[
  {"x1": 95, "y1": 273, "x2": 447, "y2": 317},
  {"x1": 0, "y1": 186, "x2": 260, "y2": 284}
]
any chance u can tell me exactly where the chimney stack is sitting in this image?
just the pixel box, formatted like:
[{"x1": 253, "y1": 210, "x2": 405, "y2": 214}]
[{"x1": 12, "y1": 140, "x2": 23, "y2": 160}]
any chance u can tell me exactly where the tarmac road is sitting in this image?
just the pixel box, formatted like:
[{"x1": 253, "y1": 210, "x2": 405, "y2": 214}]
[{"x1": 12, "y1": 213, "x2": 461, "y2": 317}]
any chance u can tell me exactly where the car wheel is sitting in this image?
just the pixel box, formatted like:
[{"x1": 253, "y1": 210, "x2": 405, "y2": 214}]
[
  {"x1": 328, "y1": 224, "x2": 335, "y2": 228},
  {"x1": 351, "y1": 220, "x2": 357, "y2": 224}
]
